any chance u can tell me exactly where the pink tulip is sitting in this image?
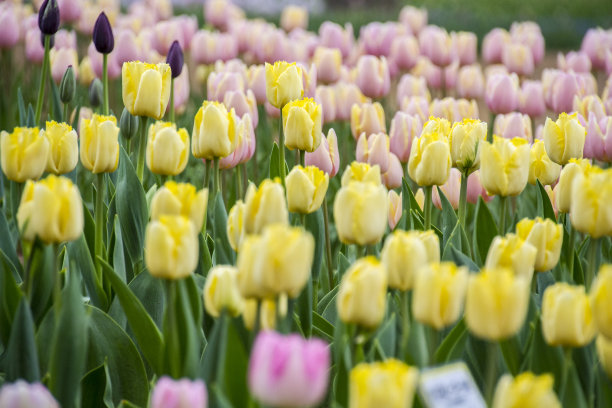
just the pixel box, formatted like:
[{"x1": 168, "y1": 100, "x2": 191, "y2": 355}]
[
  {"x1": 299, "y1": 62, "x2": 317, "y2": 98},
  {"x1": 584, "y1": 113, "x2": 612, "y2": 162},
  {"x1": 451, "y1": 31, "x2": 477, "y2": 65},
  {"x1": 389, "y1": 34, "x2": 420, "y2": 72},
  {"x1": 400, "y1": 96, "x2": 429, "y2": 122},
  {"x1": 319, "y1": 21, "x2": 354, "y2": 59},
  {"x1": 0, "y1": 4, "x2": 19, "y2": 49},
  {"x1": 399, "y1": 6, "x2": 427, "y2": 34},
  {"x1": 419, "y1": 25, "x2": 452, "y2": 67},
  {"x1": 287, "y1": 29, "x2": 318, "y2": 63},
  {"x1": 207, "y1": 71, "x2": 244, "y2": 102},
  {"x1": 411, "y1": 57, "x2": 442, "y2": 89},
  {"x1": 333, "y1": 82, "x2": 367, "y2": 121},
  {"x1": 573, "y1": 95, "x2": 606, "y2": 123},
  {"x1": 152, "y1": 20, "x2": 185, "y2": 56},
  {"x1": 356, "y1": 132, "x2": 390, "y2": 173},
  {"x1": 254, "y1": 28, "x2": 289, "y2": 63},
  {"x1": 215, "y1": 59, "x2": 247, "y2": 81},
  {"x1": 581, "y1": 28, "x2": 612, "y2": 71},
  {"x1": 494, "y1": 113, "x2": 532, "y2": 142},
  {"x1": 396, "y1": 74, "x2": 430, "y2": 107},
  {"x1": 87, "y1": 42, "x2": 121, "y2": 80},
  {"x1": 467, "y1": 170, "x2": 492, "y2": 204},
  {"x1": 351, "y1": 102, "x2": 386, "y2": 139},
  {"x1": 456, "y1": 64, "x2": 485, "y2": 99},
  {"x1": 305, "y1": 128, "x2": 340, "y2": 177},
  {"x1": 151, "y1": 377, "x2": 207, "y2": 408},
  {"x1": 25, "y1": 28, "x2": 44, "y2": 63},
  {"x1": 173, "y1": 14, "x2": 198, "y2": 50},
  {"x1": 430, "y1": 98, "x2": 479, "y2": 122},
  {"x1": 51, "y1": 48, "x2": 79, "y2": 83},
  {"x1": 355, "y1": 55, "x2": 390, "y2": 99},
  {"x1": 313, "y1": 46, "x2": 342, "y2": 84},
  {"x1": 248, "y1": 331, "x2": 330, "y2": 408},
  {"x1": 482, "y1": 28, "x2": 510, "y2": 64},
  {"x1": 239, "y1": 115, "x2": 256, "y2": 164},
  {"x1": 58, "y1": 0, "x2": 82, "y2": 23},
  {"x1": 224, "y1": 89, "x2": 258, "y2": 128},
  {"x1": 114, "y1": 29, "x2": 142, "y2": 64},
  {"x1": 606, "y1": 50, "x2": 612, "y2": 76},
  {"x1": 510, "y1": 21, "x2": 545, "y2": 65},
  {"x1": 502, "y1": 42, "x2": 535, "y2": 76},
  {"x1": 557, "y1": 51, "x2": 591, "y2": 73},
  {"x1": 388, "y1": 190, "x2": 403, "y2": 230},
  {"x1": 315, "y1": 86, "x2": 337, "y2": 124},
  {"x1": 544, "y1": 70, "x2": 595, "y2": 114},
  {"x1": 54, "y1": 29, "x2": 77, "y2": 50},
  {"x1": 389, "y1": 111, "x2": 422, "y2": 162},
  {"x1": 172, "y1": 64, "x2": 190, "y2": 115},
  {"x1": 383, "y1": 152, "x2": 403, "y2": 189},
  {"x1": 0, "y1": 381, "x2": 59, "y2": 408},
  {"x1": 192, "y1": 30, "x2": 238, "y2": 65},
  {"x1": 485, "y1": 73, "x2": 519, "y2": 114},
  {"x1": 534, "y1": 124, "x2": 544, "y2": 141},
  {"x1": 265, "y1": 101, "x2": 280, "y2": 118},
  {"x1": 204, "y1": 0, "x2": 244, "y2": 31},
  {"x1": 433, "y1": 168, "x2": 461, "y2": 210},
  {"x1": 444, "y1": 61, "x2": 459, "y2": 90},
  {"x1": 360, "y1": 22, "x2": 405, "y2": 57},
  {"x1": 519, "y1": 80, "x2": 546, "y2": 118}
]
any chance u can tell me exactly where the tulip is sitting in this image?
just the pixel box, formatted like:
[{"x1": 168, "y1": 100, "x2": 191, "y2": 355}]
[
  {"x1": 543, "y1": 113, "x2": 586, "y2": 166},
  {"x1": 0, "y1": 381, "x2": 59, "y2": 408},
  {"x1": 585, "y1": 114, "x2": 612, "y2": 162},
  {"x1": 349, "y1": 359, "x2": 419, "y2": 408},
  {"x1": 246, "y1": 64, "x2": 266, "y2": 104},
  {"x1": 570, "y1": 167, "x2": 612, "y2": 238},
  {"x1": 93, "y1": 12, "x2": 114, "y2": 55},
  {"x1": 408, "y1": 131, "x2": 451, "y2": 187},
  {"x1": 0, "y1": 4, "x2": 19, "y2": 49},
  {"x1": 338, "y1": 256, "x2": 388, "y2": 328},
  {"x1": 419, "y1": 25, "x2": 452, "y2": 67},
  {"x1": 397, "y1": 74, "x2": 431, "y2": 106},
  {"x1": 285, "y1": 165, "x2": 329, "y2": 214},
  {"x1": 314, "y1": 86, "x2": 336, "y2": 124},
  {"x1": 355, "y1": 55, "x2": 391, "y2": 99},
  {"x1": 558, "y1": 51, "x2": 591, "y2": 73},
  {"x1": 383, "y1": 153, "x2": 403, "y2": 189},
  {"x1": 191, "y1": 31, "x2": 237, "y2": 66},
  {"x1": 482, "y1": 28, "x2": 510, "y2": 64},
  {"x1": 204, "y1": 0, "x2": 243, "y2": 30},
  {"x1": 359, "y1": 22, "x2": 405, "y2": 58},
  {"x1": 356, "y1": 133, "x2": 390, "y2": 173},
  {"x1": 207, "y1": 71, "x2": 244, "y2": 103},
  {"x1": 597, "y1": 335, "x2": 612, "y2": 380},
  {"x1": 237, "y1": 224, "x2": 314, "y2": 299},
  {"x1": 219, "y1": 113, "x2": 255, "y2": 170},
  {"x1": 335, "y1": 82, "x2": 369, "y2": 121},
  {"x1": 38, "y1": 0, "x2": 59, "y2": 35},
  {"x1": 510, "y1": 22, "x2": 545, "y2": 64},
  {"x1": 191, "y1": 101, "x2": 237, "y2": 160},
  {"x1": 341, "y1": 162, "x2": 382, "y2": 186},
  {"x1": 492, "y1": 373, "x2": 561, "y2": 408},
  {"x1": 282, "y1": 98, "x2": 322, "y2": 152},
  {"x1": 280, "y1": 5, "x2": 308, "y2": 32},
  {"x1": 42, "y1": 121, "x2": 78, "y2": 175},
  {"x1": 554, "y1": 158, "x2": 591, "y2": 213},
  {"x1": 305, "y1": 128, "x2": 340, "y2": 177},
  {"x1": 528, "y1": 139, "x2": 561, "y2": 186},
  {"x1": 243, "y1": 298, "x2": 278, "y2": 331},
  {"x1": 432, "y1": 168, "x2": 461, "y2": 210},
  {"x1": 78, "y1": 56, "x2": 96, "y2": 86},
  {"x1": 429, "y1": 97, "x2": 478, "y2": 123},
  {"x1": 243, "y1": 179, "x2": 288, "y2": 235},
  {"x1": 249, "y1": 331, "x2": 329, "y2": 408},
  {"x1": 574, "y1": 95, "x2": 607, "y2": 123},
  {"x1": 581, "y1": 27, "x2": 612, "y2": 70},
  {"x1": 400, "y1": 5, "x2": 427, "y2": 33},
  {"x1": 1, "y1": 127, "x2": 49, "y2": 183},
  {"x1": 150, "y1": 181, "x2": 208, "y2": 232},
  {"x1": 390, "y1": 35, "x2": 420, "y2": 71},
  {"x1": 421, "y1": 116, "x2": 451, "y2": 136},
  {"x1": 224, "y1": 89, "x2": 258, "y2": 128},
  {"x1": 388, "y1": 191, "x2": 402, "y2": 230},
  {"x1": 410, "y1": 57, "x2": 442, "y2": 90},
  {"x1": 465, "y1": 267, "x2": 530, "y2": 340},
  {"x1": 502, "y1": 42, "x2": 534, "y2": 76},
  {"x1": 122, "y1": 61, "x2": 171, "y2": 120},
  {"x1": 381, "y1": 230, "x2": 429, "y2": 291},
  {"x1": 203, "y1": 265, "x2": 244, "y2": 318},
  {"x1": 545, "y1": 70, "x2": 595, "y2": 114},
  {"x1": 319, "y1": 21, "x2": 354, "y2": 58},
  {"x1": 542, "y1": 282, "x2": 596, "y2": 347},
  {"x1": 25, "y1": 28, "x2": 45, "y2": 63},
  {"x1": 519, "y1": 80, "x2": 547, "y2": 118},
  {"x1": 50, "y1": 48, "x2": 79, "y2": 84},
  {"x1": 515, "y1": 217, "x2": 563, "y2": 273},
  {"x1": 494, "y1": 113, "x2": 532, "y2": 142},
  {"x1": 150, "y1": 377, "x2": 208, "y2": 408},
  {"x1": 351, "y1": 102, "x2": 386, "y2": 139},
  {"x1": 79, "y1": 114, "x2": 120, "y2": 174},
  {"x1": 480, "y1": 136, "x2": 530, "y2": 197},
  {"x1": 145, "y1": 215, "x2": 198, "y2": 280},
  {"x1": 486, "y1": 73, "x2": 519, "y2": 114},
  {"x1": 413, "y1": 262, "x2": 468, "y2": 330},
  {"x1": 145, "y1": 121, "x2": 189, "y2": 176},
  {"x1": 334, "y1": 181, "x2": 388, "y2": 246},
  {"x1": 225, "y1": 200, "x2": 246, "y2": 253},
  {"x1": 589, "y1": 265, "x2": 612, "y2": 339},
  {"x1": 313, "y1": 46, "x2": 342, "y2": 84},
  {"x1": 450, "y1": 31, "x2": 477, "y2": 65},
  {"x1": 456, "y1": 64, "x2": 485, "y2": 99},
  {"x1": 449, "y1": 118, "x2": 487, "y2": 173},
  {"x1": 466, "y1": 170, "x2": 492, "y2": 204},
  {"x1": 265, "y1": 61, "x2": 303, "y2": 109},
  {"x1": 389, "y1": 112, "x2": 422, "y2": 162},
  {"x1": 485, "y1": 233, "x2": 537, "y2": 281},
  {"x1": 400, "y1": 96, "x2": 429, "y2": 122}
]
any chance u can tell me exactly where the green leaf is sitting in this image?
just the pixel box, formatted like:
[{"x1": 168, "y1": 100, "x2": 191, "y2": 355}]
[
  {"x1": 317, "y1": 285, "x2": 339, "y2": 315},
  {"x1": 27, "y1": 244, "x2": 55, "y2": 323},
  {"x1": 499, "y1": 336, "x2": 522, "y2": 375},
  {"x1": 222, "y1": 319, "x2": 249, "y2": 407},
  {"x1": 305, "y1": 208, "x2": 325, "y2": 280},
  {"x1": 448, "y1": 245, "x2": 479, "y2": 272},
  {"x1": 434, "y1": 318, "x2": 468, "y2": 364},
  {"x1": 375, "y1": 313, "x2": 396, "y2": 359},
  {"x1": 26, "y1": 104, "x2": 35, "y2": 127},
  {"x1": 473, "y1": 197, "x2": 498, "y2": 265},
  {"x1": 297, "y1": 277, "x2": 313, "y2": 337},
  {"x1": 536, "y1": 180, "x2": 556, "y2": 221},
  {"x1": 403, "y1": 177, "x2": 424, "y2": 217},
  {"x1": 197, "y1": 233, "x2": 212, "y2": 276},
  {"x1": 67, "y1": 235, "x2": 107, "y2": 310},
  {"x1": 80, "y1": 362, "x2": 114, "y2": 408},
  {"x1": 112, "y1": 215, "x2": 127, "y2": 283},
  {"x1": 268, "y1": 142, "x2": 281, "y2": 179},
  {"x1": 17, "y1": 88, "x2": 26, "y2": 126},
  {"x1": 98, "y1": 256, "x2": 164, "y2": 374},
  {"x1": 3, "y1": 298, "x2": 40, "y2": 382},
  {"x1": 199, "y1": 312, "x2": 229, "y2": 384},
  {"x1": 0, "y1": 251, "x2": 22, "y2": 345},
  {"x1": 50, "y1": 79, "x2": 63, "y2": 121},
  {"x1": 212, "y1": 193, "x2": 234, "y2": 265},
  {"x1": 437, "y1": 187, "x2": 460, "y2": 248},
  {"x1": 0, "y1": 210, "x2": 22, "y2": 280}
]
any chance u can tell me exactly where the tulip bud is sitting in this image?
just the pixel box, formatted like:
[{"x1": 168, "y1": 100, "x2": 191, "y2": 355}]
[
  {"x1": 389, "y1": 112, "x2": 422, "y2": 162},
  {"x1": 248, "y1": 331, "x2": 329, "y2": 407},
  {"x1": 38, "y1": 0, "x2": 60, "y2": 36},
  {"x1": 494, "y1": 113, "x2": 533, "y2": 142},
  {"x1": 408, "y1": 131, "x2": 451, "y2": 187},
  {"x1": 192, "y1": 101, "x2": 238, "y2": 159},
  {"x1": 388, "y1": 190, "x2": 402, "y2": 230},
  {"x1": 449, "y1": 118, "x2": 487, "y2": 173},
  {"x1": 243, "y1": 179, "x2": 288, "y2": 235},
  {"x1": 237, "y1": 224, "x2": 314, "y2": 299},
  {"x1": 89, "y1": 78, "x2": 103, "y2": 108},
  {"x1": 492, "y1": 373, "x2": 561, "y2": 408},
  {"x1": 456, "y1": 64, "x2": 485, "y2": 99},
  {"x1": 502, "y1": 42, "x2": 534, "y2": 76},
  {"x1": 383, "y1": 153, "x2": 403, "y2": 189},
  {"x1": 570, "y1": 167, "x2": 612, "y2": 238},
  {"x1": 59, "y1": 65, "x2": 76, "y2": 104},
  {"x1": 516, "y1": 217, "x2": 563, "y2": 272},
  {"x1": 419, "y1": 25, "x2": 452, "y2": 67},
  {"x1": 486, "y1": 73, "x2": 519, "y2": 114},
  {"x1": 431, "y1": 168, "x2": 461, "y2": 210},
  {"x1": 145, "y1": 215, "x2": 199, "y2": 280},
  {"x1": 305, "y1": 128, "x2": 340, "y2": 177},
  {"x1": 413, "y1": 262, "x2": 469, "y2": 330},
  {"x1": 166, "y1": 40, "x2": 184, "y2": 79},
  {"x1": 589, "y1": 265, "x2": 612, "y2": 339},
  {"x1": 542, "y1": 283, "x2": 597, "y2": 347},
  {"x1": 381, "y1": 230, "x2": 429, "y2": 291},
  {"x1": 119, "y1": 107, "x2": 138, "y2": 140},
  {"x1": 282, "y1": 98, "x2": 322, "y2": 152},
  {"x1": 17, "y1": 175, "x2": 84, "y2": 243},
  {"x1": 122, "y1": 61, "x2": 171, "y2": 120},
  {"x1": 485, "y1": 233, "x2": 537, "y2": 281},
  {"x1": 349, "y1": 359, "x2": 419, "y2": 408},
  {"x1": 93, "y1": 12, "x2": 114, "y2": 54},
  {"x1": 356, "y1": 132, "x2": 390, "y2": 173},
  {"x1": 150, "y1": 377, "x2": 208, "y2": 408},
  {"x1": 554, "y1": 158, "x2": 591, "y2": 213},
  {"x1": 227, "y1": 200, "x2": 245, "y2": 252},
  {"x1": 335, "y1": 81, "x2": 369, "y2": 121},
  {"x1": 338, "y1": 256, "x2": 388, "y2": 328},
  {"x1": 313, "y1": 46, "x2": 342, "y2": 84},
  {"x1": 146, "y1": 121, "x2": 190, "y2": 176},
  {"x1": 285, "y1": 165, "x2": 329, "y2": 214},
  {"x1": 528, "y1": 140, "x2": 561, "y2": 186},
  {"x1": 543, "y1": 113, "x2": 586, "y2": 166},
  {"x1": 79, "y1": 114, "x2": 120, "y2": 174},
  {"x1": 351, "y1": 102, "x2": 386, "y2": 139},
  {"x1": 341, "y1": 161, "x2": 382, "y2": 187},
  {"x1": 1, "y1": 127, "x2": 49, "y2": 182},
  {"x1": 265, "y1": 61, "x2": 303, "y2": 109},
  {"x1": 355, "y1": 55, "x2": 391, "y2": 99},
  {"x1": 0, "y1": 381, "x2": 59, "y2": 408},
  {"x1": 203, "y1": 265, "x2": 244, "y2": 318},
  {"x1": 43, "y1": 121, "x2": 78, "y2": 175},
  {"x1": 480, "y1": 136, "x2": 530, "y2": 197},
  {"x1": 151, "y1": 181, "x2": 208, "y2": 232},
  {"x1": 519, "y1": 80, "x2": 546, "y2": 118}
]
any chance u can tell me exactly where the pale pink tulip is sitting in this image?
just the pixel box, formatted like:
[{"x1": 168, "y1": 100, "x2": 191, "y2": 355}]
[
  {"x1": 0, "y1": 4, "x2": 19, "y2": 48},
  {"x1": 573, "y1": 95, "x2": 607, "y2": 123},
  {"x1": 389, "y1": 34, "x2": 420, "y2": 72},
  {"x1": 25, "y1": 28, "x2": 44, "y2": 63},
  {"x1": 419, "y1": 25, "x2": 452, "y2": 67},
  {"x1": 334, "y1": 82, "x2": 368, "y2": 121},
  {"x1": 389, "y1": 111, "x2": 422, "y2": 162},
  {"x1": 502, "y1": 42, "x2": 535, "y2": 76},
  {"x1": 451, "y1": 31, "x2": 477, "y2": 65},
  {"x1": 356, "y1": 132, "x2": 390, "y2": 173},
  {"x1": 456, "y1": 64, "x2": 485, "y2": 99},
  {"x1": 399, "y1": 6, "x2": 427, "y2": 34},
  {"x1": 383, "y1": 152, "x2": 403, "y2": 189},
  {"x1": 0, "y1": 381, "x2": 59, "y2": 408},
  {"x1": 315, "y1": 86, "x2": 337, "y2": 124},
  {"x1": 519, "y1": 80, "x2": 546, "y2": 117},
  {"x1": 152, "y1": 20, "x2": 184, "y2": 56},
  {"x1": 510, "y1": 21, "x2": 545, "y2": 65},
  {"x1": 224, "y1": 89, "x2": 258, "y2": 128},
  {"x1": 400, "y1": 96, "x2": 430, "y2": 122},
  {"x1": 411, "y1": 56, "x2": 442, "y2": 89},
  {"x1": 87, "y1": 42, "x2": 121, "y2": 79},
  {"x1": 581, "y1": 27, "x2": 612, "y2": 71},
  {"x1": 494, "y1": 113, "x2": 533, "y2": 142},
  {"x1": 204, "y1": 0, "x2": 244, "y2": 31},
  {"x1": 388, "y1": 190, "x2": 403, "y2": 230},
  {"x1": 265, "y1": 101, "x2": 280, "y2": 118},
  {"x1": 433, "y1": 168, "x2": 461, "y2": 210},
  {"x1": 173, "y1": 15, "x2": 198, "y2": 50},
  {"x1": 467, "y1": 170, "x2": 492, "y2": 204},
  {"x1": 396, "y1": 74, "x2": 430, "y2": 106},
  {"x1": 151, "y1": 377, "x2": 207, "y2": 408},
  {"x1": 544, "y1": 70, "x2": 595, "y2": 113},
  {"x1": 482, "y1": 28, "x2": 510, "y2": 64},
  {"x1": 584, "y1": 113, "x2": 612, "y2": 162},
  {"x1": 50, "y1": 48, "x2": 79, "y2": 83},
  {"x1": 114, "y1": 29, "x2": 142, "y2": 64},
  {"x1": 557, "y1": 51, "x2": 591, "y2": 73},
  {"x1": 207, "y1": 71, "x2": 244, "y2": 102},
  {"x1": 191, "y1": 31, "x2": 238, "y2": 65},
  {"x1": 305, "y1": 128, "x2": 340, "y2": 177},
  {"x1": 360, "y1": 22, "x2": 406, "y2": 57},
  {"x1": 172, "y1": 64, "x2": 190, "y2": 115},
  {"x1": 247, "y1": 64, "x2": 266, "y2": 104},
  {"x1": 485, "y1": 73, "x2": 519, "y2": 114},
  {"x1": 355, "y1": 55, "x2": 390, "y2": 99},
  {"x1": 430, "y1": 98, "x2": 479, "y2": 122},
  {"x1": 351, "y1": 102, "x2": 386, "y2": 139},
  {"x1": 319, "y1": 21, "x2": 354, "y2": 59},
  {"x1": 313, "y1": 46, "x2": 342, "y2": 84},
  {"x1": 58, "y1": 0, "x2": 82, "y2": 23}
]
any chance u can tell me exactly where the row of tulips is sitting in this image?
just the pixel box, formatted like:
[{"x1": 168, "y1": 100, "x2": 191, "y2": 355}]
[{"x1": 1, "y1": 0, "x2": 612, "y2": 408}]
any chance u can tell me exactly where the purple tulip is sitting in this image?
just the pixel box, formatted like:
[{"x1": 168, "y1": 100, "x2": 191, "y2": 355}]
[
  {"x1": 167, "y1": 40, "x2": 184, "y2": 79},
  {"x1": 93, "y1": 12, "x2": 113, "y2": 54},
  {"x1": 38, "y1": 0, "x2": 60, "y2": 36}
]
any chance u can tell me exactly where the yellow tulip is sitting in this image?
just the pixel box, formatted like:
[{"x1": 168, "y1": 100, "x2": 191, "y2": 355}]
[
  {"x1": 516, "y1": 217, "x2": 563, "y2": 272},
  {"x1": 380, "y1": 230, "x2": 428, "y2": 291},
  {"x1": 542, "y1": 282, "x2": 596, "y2": 347},
  {"x1": 227, "y1": 200, "x2": 245, "y2": 251},
  {"x1": 492, "y1": 373, "x2": 560, "y2": 408},
  {"x1": 350, "y1": 102, "x2": 386, "y2": 139},
  {"x1": 334, "y1": 181, "x2": 388, "y2": 246},
  {"x1": 0, "y1": 127, "x2": 49, "y2": 182},
  {"x1": 282, "y1": 98, "x2": 322, "y2": 152},
  {"x1": 569, "y1": 167, "x2": 612, "y2": 238},
  {"x1": 236, "y1": 224, "x2": 314, "y2": 299},
  {"x1": 408, "y1": 131, "x2": 451, "y2": 187},
  {"x1": 528, "y1": 140, "x2": 561, "y2": 186},
  {"x1": 144, "y1": 215, "x2": 199, "y2": 280},
  {"x1": 543, "y1": 112, "x2": 586, "y2": 165},
  {"x1": 589, "y1": 265, "x2": 612, "y2": 339},
  {"x1": 449, "y1": 118, "x2": 487, "y2": 173},
  {"x1": 243, "y1": 179, "x2": 289, "y2": 235},
  {"x1": 465, "y1": 268, "x2": 530, "y2": 341},
  {"x1": 79, "y1": 114, "x2": 120, "y2": 173},
  {"x1": 17, "y1": 175, "x2": 83, "y2": 243},
  {"x1": 421, "y1": 117, "x2": 452, "y2": 137},
  {"x1": 596, "y1": 334, "x2": 612, "y2": 380},
  {"x1": 485, "y1": 233, "x2": 537, "y2": 280},
  {"x1": 146, "y1": 121, "x2": 190, "y2": 176},
  {"x1": 479, "y1": 136, "x2": 530, "y2": 197},
  {"x1": 43, "y1": 121, "x2": 78, "y2": 175},
  {"x1": 412, "y1": 262, "x2": 469, "y2": 330},
  {"x1": 265, "y1": 61, "x2": 303, "y2": 108},
  {"x1": 203, "y1": 265, "x2": 244, "y2": 317},
  {"x1": 243, "y1": 298, "x2": 278, "y2": 331},
  {"x1": 122, "y1": 61, "x2": 171, "y2": 119},
  {"x1": 192, "y1": 101, "x2": 237, "y2": 159},
  {"x1": 554, "y1": 158, "x2": 591, "y2": 213},
  {"x1": 150, "y1": 181, "x2": 208, "y2": 231},
  {"x1": 341, "y1": 161, "x2": 382, "y2": 187},
  {"x1": 349, "y1": 359, "x2": 419, "y2": 408},
  {"x1": 285, "y1": 165, "x2": 329, "y2": 214},
  {"x1": 338, "y1": 256, "x2": 388, "y2": 329},
  {"x1": 415, "y1": 230, "x2": 441, "y2": 263}
]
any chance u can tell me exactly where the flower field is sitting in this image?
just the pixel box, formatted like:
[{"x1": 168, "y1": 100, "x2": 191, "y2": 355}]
[{"x1": 1, "y1": 0, "x2": 612, "y2": 407}]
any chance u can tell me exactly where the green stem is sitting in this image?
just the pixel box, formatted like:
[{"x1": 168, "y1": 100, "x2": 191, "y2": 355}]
[
  {"x1": 559, "y1": 347, "x2": 573, "y2": 402},
  {"x1": 253, "y1": 299, "x2": 262, "y2": 337},
  {"x1": 164, "y1": 280, "x2": 180, "y2": 377},
  {"x1": 567, "y1": 218, "x2": 575, "y2": 281},
  {"x1": 485, "y1": 341, "x2": 499, "y2": 405},
  {"x1": 401, "y1": 291, "x2": 411, "y2": 362},
  {"x1": 279, "y1": 109, "x2": 286, "y2": 187},
  {"x1": 52, "y1": 243, "x2": 61, "y2": 317},
  {"x1": 136, "y1": 116, "x2": 147, "y2": 183},
  {"x1": 499, "y1": 196, "x2": 508, "y2": 234},
  {"x1": 102, "y1": 53, "x2": 109, "y2": 116},
  {"x1": 235, "y1": 165, "x2": 242, "y2": 199},
  {"x1": 322, "y1": 197, "x2": 334, "y2": 290},
  {"x1": 204, "y1": 159, "x2": 211, "y2": 190},
  {"x1": 169, "y1": 77, "x2": 175, "y2": 123},
  {"x1": 458, "y1": 171, "x2": 468, "y2": 227},
  {"x1": 213, "y1": 157, "x2": 220, "y2": 194},
  {"x1": 424, "y1": 185, "x2": 433, "y2": 230},
  {"x1": 428, "y1": 325, "x2": 439, "y2": 365},
  {"x1": 63, "y1": 103, "x2": 69, "y2": 123},
  {"x1": 488, "y1": 113, "x2": 496, "y2": 143},
  {"x1": 34, "y1": 35, "x2": 51, "y2": 125},
  {"x1": 586, "y1": 238, "x2": 600, "y2": 290},
  {"x1": 94, "y1": 173, "x2": 105, "y2": 280}
]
